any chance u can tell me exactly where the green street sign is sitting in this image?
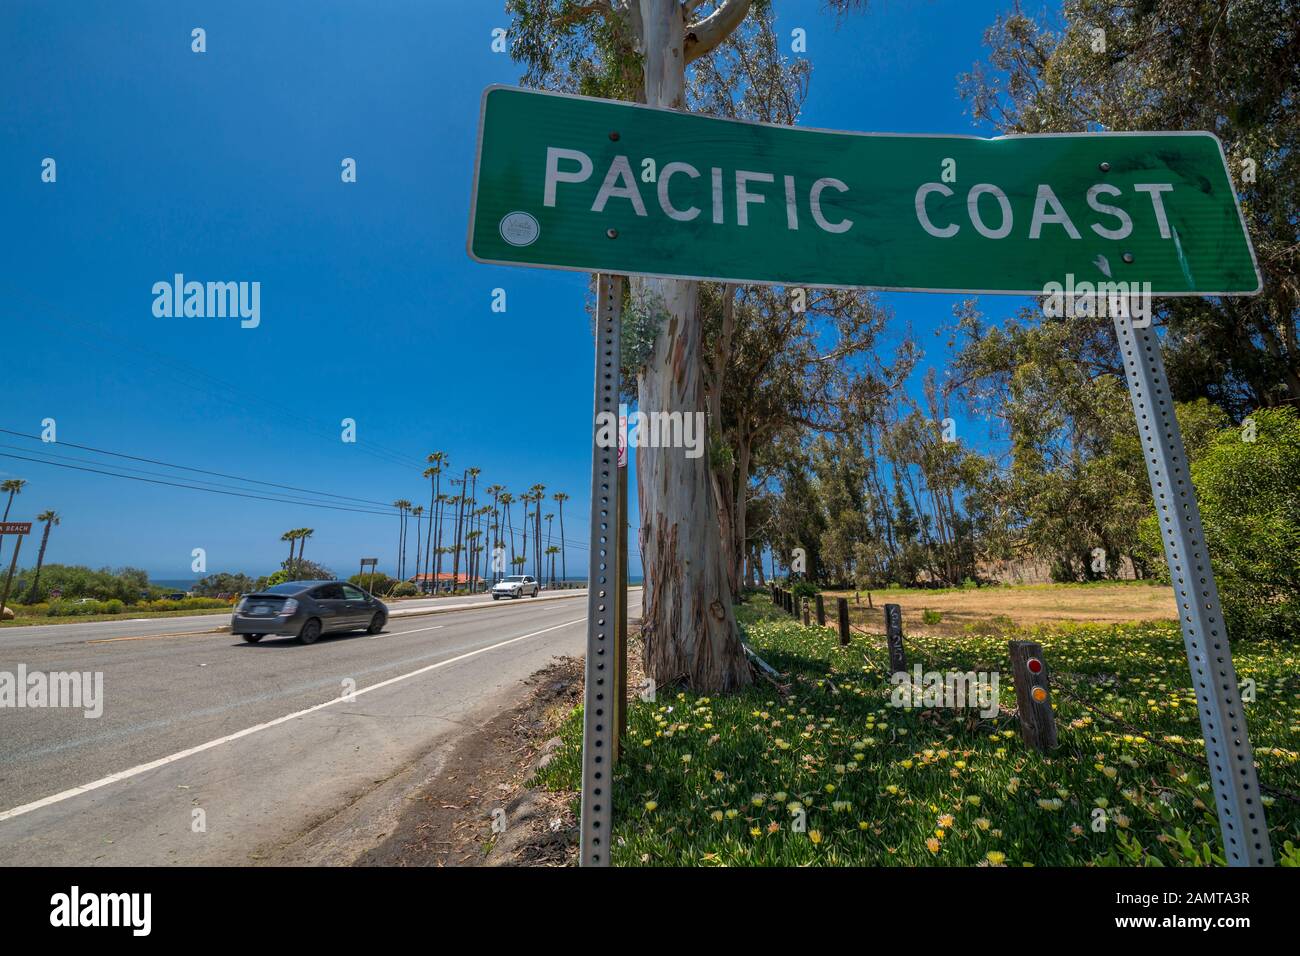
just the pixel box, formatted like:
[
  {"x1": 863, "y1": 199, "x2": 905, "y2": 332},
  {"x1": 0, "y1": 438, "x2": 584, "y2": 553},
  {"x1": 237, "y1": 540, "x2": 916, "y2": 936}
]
[{"x1": 468, "y1": 86, "x2": 1260, "y2": 296}]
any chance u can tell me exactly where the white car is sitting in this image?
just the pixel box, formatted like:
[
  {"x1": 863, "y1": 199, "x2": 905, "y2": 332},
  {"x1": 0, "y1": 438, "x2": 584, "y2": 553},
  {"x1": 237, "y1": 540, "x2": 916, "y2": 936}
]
[{"x1": 491, "y1": 575, "x2": 540, "y2": 599}]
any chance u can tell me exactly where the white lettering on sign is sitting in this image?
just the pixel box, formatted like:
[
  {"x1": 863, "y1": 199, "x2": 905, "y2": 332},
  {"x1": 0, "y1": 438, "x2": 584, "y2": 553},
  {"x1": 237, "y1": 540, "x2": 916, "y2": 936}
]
[
  {"x1": 544, "y1": 147, "x2": 593, "y2": 207},
  {"x1": 916, "y1": 183, "x2": 959, "y2": 238},
  {"x1": 735, "y1": 170, "x2": 774, "y2": 226},
  {"x1": 913, "y1": 181, "x2": 1177, "y2": 241},
  {"x1": 541, "y1": 148, "x2": 854, "y2": 234},
  {"x1": 659, "y1": 162, "x2": 701, "y2": 221}
]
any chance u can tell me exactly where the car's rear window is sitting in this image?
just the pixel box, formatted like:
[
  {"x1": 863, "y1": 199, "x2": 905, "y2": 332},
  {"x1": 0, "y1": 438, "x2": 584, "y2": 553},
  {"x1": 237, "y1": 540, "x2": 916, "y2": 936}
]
[{"x1": 264, "y1": 583, "x2": 305, "y2": 595}]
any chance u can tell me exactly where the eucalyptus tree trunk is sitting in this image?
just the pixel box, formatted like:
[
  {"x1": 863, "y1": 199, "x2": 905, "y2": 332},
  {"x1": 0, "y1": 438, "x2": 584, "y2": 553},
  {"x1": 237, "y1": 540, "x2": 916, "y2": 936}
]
[{"x1": 632, "y1": 0, "x2": 751, "y2": 692}]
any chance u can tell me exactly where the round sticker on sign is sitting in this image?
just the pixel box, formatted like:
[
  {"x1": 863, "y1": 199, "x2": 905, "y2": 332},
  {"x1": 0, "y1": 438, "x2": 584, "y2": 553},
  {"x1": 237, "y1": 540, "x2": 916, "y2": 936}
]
[{"x1": 499, "y1": 212, "x2": 539, "y2": 247}]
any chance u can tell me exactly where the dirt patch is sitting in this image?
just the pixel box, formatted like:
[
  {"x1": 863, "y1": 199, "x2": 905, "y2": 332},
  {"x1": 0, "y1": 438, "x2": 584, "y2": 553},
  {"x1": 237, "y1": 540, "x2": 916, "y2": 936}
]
[
  {"x1": 355, "y1": 619, "x2": 648, "y2": 867},
  {"x1": 353, "y1": 656, "x2": 584, "y2": 867},
  {"x1": 823, "y1": 582, "x2": 1176, "y2": 639}
]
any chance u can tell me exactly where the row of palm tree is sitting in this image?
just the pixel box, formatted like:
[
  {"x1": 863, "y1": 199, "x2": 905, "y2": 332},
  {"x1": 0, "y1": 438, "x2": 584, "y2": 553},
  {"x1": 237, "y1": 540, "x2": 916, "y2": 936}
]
[
  {"x1": 393, "y1": 453, "x2": 573, "y2": 593},
  {"x1": 278, "y1": 527, "x2": 314, "y2": 578},
  {"x1": 1, "y1": 477, "x2": 61, "y2": 604}
]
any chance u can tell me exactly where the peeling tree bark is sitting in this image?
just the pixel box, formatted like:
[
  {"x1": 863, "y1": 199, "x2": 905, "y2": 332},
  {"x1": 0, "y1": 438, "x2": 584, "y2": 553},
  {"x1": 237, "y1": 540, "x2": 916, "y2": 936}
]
[{"x1": 632, "y1": 0, "x2": 751, "y2": 693}]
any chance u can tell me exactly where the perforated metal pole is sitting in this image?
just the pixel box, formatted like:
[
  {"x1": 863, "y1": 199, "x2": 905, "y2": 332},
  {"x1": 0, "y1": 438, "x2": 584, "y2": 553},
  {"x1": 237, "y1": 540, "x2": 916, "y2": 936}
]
[
  {"x1": 1113, "y1": 314, "x2": 1271, "y2": 866},
  {"x1": 580, "y1": 274, "x2": 624, "y2": 867}
]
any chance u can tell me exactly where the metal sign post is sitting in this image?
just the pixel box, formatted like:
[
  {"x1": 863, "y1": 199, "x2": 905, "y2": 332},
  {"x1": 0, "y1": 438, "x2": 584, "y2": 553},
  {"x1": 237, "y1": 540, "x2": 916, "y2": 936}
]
[
  {"x1": 580, "y1": 273, "x2": 625, "y2": 867},
  {"x1": 615, "y1": 403, "x2": 629, "y2": 762},
  {"x1": 1113, "y1": 314, "x2": 1271, "y2": 866},
  {"x1": 359, "y1": 557, "x2": 378, "y2": 595}
]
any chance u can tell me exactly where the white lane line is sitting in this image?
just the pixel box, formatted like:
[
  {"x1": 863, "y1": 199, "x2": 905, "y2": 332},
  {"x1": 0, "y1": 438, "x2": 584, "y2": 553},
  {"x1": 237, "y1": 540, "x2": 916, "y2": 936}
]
[
  {"x1": 370, "y1": 623, "x2": 444, "y2": 639},
  {"x1": 0, "y1": 617, "x2": 585, "y2": 824}
]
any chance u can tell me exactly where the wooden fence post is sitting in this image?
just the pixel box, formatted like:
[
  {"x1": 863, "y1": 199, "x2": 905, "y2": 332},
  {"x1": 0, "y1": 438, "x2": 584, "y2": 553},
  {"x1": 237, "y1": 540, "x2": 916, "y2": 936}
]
[
  {"x1": 836, "y1": 597, "x2": 850, "y2": 646},
  {"x1": 1009, "y1": 640, "x2": 1057, "y2": 753},
  {"x1": 884, "y1": 603, "x2": 907, "y2": 674},
  {"x1": 815, "y1": 593, "x2": 825, "y2": 626}
]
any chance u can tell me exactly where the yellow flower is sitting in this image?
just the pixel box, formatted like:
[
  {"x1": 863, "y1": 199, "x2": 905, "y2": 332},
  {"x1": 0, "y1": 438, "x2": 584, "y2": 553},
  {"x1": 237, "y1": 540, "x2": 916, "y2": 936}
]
[
  {"x1": 808, "y1": 830, "x2": 823, "y2": 844},
  {"x1": 680, "y1": 754, "x2": 692, "y2": 763},
  {"x1": 726, "y1": 808, "x2": 739, "y2": 819},
  {"x1": 986, "y1": 851, "x2": 1006, "y2": 865},
  {"x1": 710, "y1": 810, "x2": 724, "y2": 822},
  {"x1": 885, "y1": 785, "x2": 900, "y2": 795},
  {"x1": 750, "y1": 827, "x2": 762, "y2": 837},
  {"x1": 966, "y1": 795, "x2": 981, "y2": 806},
  {"x1": 645, "y1": 801, "x2": 658, "y2": 812},
  {"x1": 926, "y1": 838, "x2": 941, "y2": 854},
  {"x1": 938, "y1": 814, "x2": 955, "y2": 828},
  {"x1": 974, "y1": 817, "x2": 991, "y2": 831}
]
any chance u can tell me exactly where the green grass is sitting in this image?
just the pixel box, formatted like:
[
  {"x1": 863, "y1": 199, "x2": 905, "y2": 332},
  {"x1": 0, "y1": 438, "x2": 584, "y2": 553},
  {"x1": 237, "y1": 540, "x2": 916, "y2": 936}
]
[
  {"x1": 536, "y1": 595, "x2": 1300, "y2": 866},
  {"x1": 0, "y1": 606, "x2": 232, "y2": 627}
]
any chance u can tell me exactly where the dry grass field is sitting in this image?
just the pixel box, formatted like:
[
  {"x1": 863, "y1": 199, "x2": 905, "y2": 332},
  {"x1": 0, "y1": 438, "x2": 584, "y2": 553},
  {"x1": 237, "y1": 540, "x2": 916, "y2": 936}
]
[{"x1": 819, "y1": 582, "x2": 1177, "y2": 639}]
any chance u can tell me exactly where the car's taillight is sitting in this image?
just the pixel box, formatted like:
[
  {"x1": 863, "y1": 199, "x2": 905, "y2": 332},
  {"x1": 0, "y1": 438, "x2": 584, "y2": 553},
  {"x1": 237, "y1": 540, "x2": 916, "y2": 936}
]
[{"x1": 279, "y1": 599, "x2": 298, "y2": 615}]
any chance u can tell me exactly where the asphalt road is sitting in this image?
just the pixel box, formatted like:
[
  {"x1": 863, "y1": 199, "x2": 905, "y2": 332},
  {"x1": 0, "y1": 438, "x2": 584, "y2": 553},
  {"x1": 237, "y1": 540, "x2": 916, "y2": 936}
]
[
  {"x1": 0, "y1": 587, "x2": 589, "y2": 645},
  {"x1": 0, "y1": 588, "x2": 638, "y2": 865}
]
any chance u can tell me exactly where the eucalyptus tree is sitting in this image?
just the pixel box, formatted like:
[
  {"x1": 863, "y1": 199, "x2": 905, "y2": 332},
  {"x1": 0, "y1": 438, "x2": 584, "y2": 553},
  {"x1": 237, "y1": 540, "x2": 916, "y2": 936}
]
[
  {"x1": 958, "y1": 0, "x2": 1300, "y2": 416},
  {"x1": 507, "y1": 0, "x2": 869, "y2": 689}
]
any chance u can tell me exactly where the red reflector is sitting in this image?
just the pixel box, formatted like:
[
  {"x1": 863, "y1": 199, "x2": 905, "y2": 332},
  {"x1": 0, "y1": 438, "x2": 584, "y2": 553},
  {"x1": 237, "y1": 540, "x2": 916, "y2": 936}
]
[{"x1": 1027, "y1": 658, "x2": 1043, "y2": 674}]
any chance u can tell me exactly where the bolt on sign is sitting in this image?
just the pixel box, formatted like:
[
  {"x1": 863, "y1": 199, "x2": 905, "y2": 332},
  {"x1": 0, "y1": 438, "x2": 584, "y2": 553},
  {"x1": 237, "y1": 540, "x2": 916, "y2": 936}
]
[{"x1": 468, "y1": 86, "x2": 1260, "y2": 295}]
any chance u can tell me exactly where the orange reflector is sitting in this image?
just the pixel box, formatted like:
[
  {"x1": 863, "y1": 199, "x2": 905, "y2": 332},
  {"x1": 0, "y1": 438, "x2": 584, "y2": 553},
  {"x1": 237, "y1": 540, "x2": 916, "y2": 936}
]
[{"x1": 1031, "y1": 687, "x2": 1048, "y2": 703}]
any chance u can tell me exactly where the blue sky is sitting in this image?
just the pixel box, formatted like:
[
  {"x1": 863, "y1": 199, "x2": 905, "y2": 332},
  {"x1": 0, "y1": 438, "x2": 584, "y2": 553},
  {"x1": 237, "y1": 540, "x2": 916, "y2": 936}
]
[{"x1": 0, "y1": 0, "x2": 1018, "y2": 581}]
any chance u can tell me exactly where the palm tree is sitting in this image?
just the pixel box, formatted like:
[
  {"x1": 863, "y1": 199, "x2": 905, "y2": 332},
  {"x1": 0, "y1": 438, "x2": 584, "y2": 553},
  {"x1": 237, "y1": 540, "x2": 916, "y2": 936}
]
[
  {"x1": 529, "y1": 484, "x2": 546, "y2": 582},
  {"x1": 424, "y1": 453, "x2": 445, "y2": 584},
  {"x1": 296, "y1": 528, "x2": 314, "y2": 576},
  {"x1": 25, "y1": 510, "x2": 59, "y2": 603},
  {"x1": 392, "y1": 500, "x2": 412, "y2": 578},
  {"x1": 434, "y1": 493, "x2": 449, "y2": 592},
  {"x1": 450, "y1": 472, "x2": 467, "y2": 590},
  {"x1": 520, "y1": 493, "x2": 530, "y2": 582},
  {"x1": 499, "y1": 491, "x2": 515, "y2": 570},
  {"x1": 553, "y1": 492, "x2": 569, "y2": 586},
  {"x1": 484, "y1": 484, "x2": 504, "y2": 581},
  {"x1": 281, "y1": 529, "x2": 298, "y2": 575},
  {"x1": 543, "y1": 513, "x2": 554, "y2": 587},
  {"x1": 545, "y1": 545, "x2": 560, "y2": 590},
  {"x1": 410, "y1": 506, "x2": 424, "y2": 583},
  {"x1": 0, "y1": 478, "x2": 27, "y2": 566}
]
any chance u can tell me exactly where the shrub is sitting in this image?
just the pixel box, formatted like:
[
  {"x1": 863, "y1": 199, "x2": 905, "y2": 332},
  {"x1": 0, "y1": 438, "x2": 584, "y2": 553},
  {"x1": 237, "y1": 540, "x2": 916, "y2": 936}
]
[
  {"x1": 1140, "y1": 406, "x2": 1300, "y2": 640},
  {"x1": 100, "y1": 599, "x2": 124, "y2": 614},
  {"x1": 388, "y1": 581, "x2": 419, "y2": 597},
  {"x1": 791, "y1": 581, "x2": 819, "y2": 601},
  {"x1": 921, "y1": 608, "x2": 943, "y2": 625}
]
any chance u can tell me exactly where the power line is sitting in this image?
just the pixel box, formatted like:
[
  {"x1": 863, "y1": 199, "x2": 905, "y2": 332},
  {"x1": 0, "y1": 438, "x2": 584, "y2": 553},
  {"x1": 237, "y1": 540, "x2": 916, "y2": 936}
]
[{"x1": 0, "y1": 429, "x2": 394, "y2": 507}]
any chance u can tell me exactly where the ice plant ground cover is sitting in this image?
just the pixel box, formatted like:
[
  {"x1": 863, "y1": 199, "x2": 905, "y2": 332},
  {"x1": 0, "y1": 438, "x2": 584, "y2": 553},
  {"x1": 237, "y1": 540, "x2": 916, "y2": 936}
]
[{"x1": 536, "y1": 594, "x2": 1300, "y2": 866}]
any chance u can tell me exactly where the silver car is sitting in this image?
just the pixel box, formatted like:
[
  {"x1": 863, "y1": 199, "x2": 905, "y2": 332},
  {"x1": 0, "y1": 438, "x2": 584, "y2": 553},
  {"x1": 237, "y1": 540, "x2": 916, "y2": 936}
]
[
  {"x1": 232, "y1": 580, "x2": 388, "y2": 644},
  {"x1": 491, "y1": 575, "x2": 540, "y2": 599}
]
